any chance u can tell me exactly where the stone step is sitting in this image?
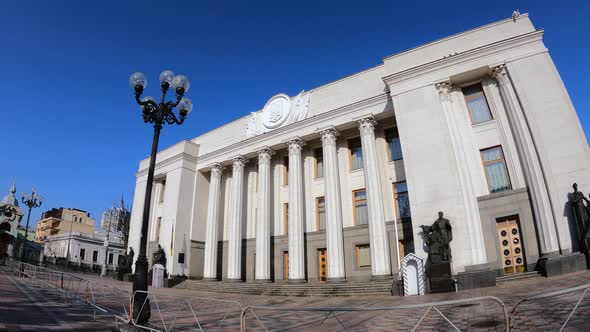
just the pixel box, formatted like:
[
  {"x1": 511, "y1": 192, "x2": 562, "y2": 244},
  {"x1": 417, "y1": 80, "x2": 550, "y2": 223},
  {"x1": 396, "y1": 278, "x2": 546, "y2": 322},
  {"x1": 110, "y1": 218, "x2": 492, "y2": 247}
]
[
  {"x1": 496, "y1": 271, "x2": 542, "y2": 283},
  {"x1": 175, "y1": 279, "x2": 395, "y2": 296}
]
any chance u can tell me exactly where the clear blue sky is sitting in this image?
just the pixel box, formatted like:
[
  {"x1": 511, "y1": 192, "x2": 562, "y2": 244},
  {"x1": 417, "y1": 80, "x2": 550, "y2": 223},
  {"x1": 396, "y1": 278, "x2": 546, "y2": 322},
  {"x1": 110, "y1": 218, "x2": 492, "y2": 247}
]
[{"x1": 1, "y1": 0, "x2": 589, "y2": 228}]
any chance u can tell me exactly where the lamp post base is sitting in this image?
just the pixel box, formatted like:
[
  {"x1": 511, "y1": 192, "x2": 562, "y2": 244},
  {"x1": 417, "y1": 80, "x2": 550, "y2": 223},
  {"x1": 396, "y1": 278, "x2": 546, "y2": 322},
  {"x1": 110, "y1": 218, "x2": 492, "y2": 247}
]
[{"x1": 132, "y1": 255, "x2": 151, "y2": 325}]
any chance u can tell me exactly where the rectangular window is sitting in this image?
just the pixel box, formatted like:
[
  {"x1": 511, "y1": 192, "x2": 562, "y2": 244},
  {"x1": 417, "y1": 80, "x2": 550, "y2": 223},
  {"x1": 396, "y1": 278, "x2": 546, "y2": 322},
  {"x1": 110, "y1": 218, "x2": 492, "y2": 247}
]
[
  {"x1": 80, "y1": 248, "x2": 86, "y2": 261},
  {"x1": 385, "y1": 128, "x2": 403, "y2": 161},
  {"x1": 159, "y1": 181, "x2": 166, "y2": 203},
  {"x1": 481, "y1": 146, "x2": 512, "y2": 193},
  {"x1": 316, "y1": 197, "x2": 326, "y2": 231},
  {"x1": 463, "y1": 83, "x2": 493, "y2": 124},
  {"x1": 394, "y1": 181, "x2": 411, "y2": 220},
  {"x1": 356, "y1": 244, "x2": 371, "y2": 268},
  {"x1": 353, "y1": 189, "x2": 368, "y2": 225},
  {"x1": 349, "y1": 138, "x2": 363, "y2": 170},
  {"x1": 314, "y1": 148, "x2": 324, "y2": 178},
  {"x1": 92, "y1": 250, "x2": 98, "y2": 263},
  {"x1": 108, "y1": 253, "x2": 114, "y2": 265},
  {"x1": 283, "y1": 156, "x2": 289, "y2": 185},
  {"x1": 155, "y1": 217, "x2": 161, "y2": 242},
  {"x1": 283, "y1": 203, "x2": 289, "y2": 235}
]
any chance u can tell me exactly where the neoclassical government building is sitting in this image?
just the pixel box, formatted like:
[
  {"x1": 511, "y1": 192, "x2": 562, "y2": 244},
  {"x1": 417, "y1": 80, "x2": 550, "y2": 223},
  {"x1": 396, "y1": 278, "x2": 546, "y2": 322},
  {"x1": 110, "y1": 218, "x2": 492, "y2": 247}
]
[{"x1": 128, "y1": 14, "x2": 590, "y2": 287}]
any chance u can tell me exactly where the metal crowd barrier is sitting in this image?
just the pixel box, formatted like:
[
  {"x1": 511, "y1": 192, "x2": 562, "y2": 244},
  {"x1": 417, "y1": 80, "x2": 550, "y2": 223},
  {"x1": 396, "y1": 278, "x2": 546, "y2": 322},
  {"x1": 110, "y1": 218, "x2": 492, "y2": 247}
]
[
  {"x1": 7, "y1": 261, "x2": 131, "y2": 323},
  {"x1": 510, "y1": 282, "x2": 590, "y2": 332},
  {"x1": 240, "y1": 296, "x2": 509, "y2": 332},
  {"x1": 129, "y1": 290, "x2": 246, "y2": 331}
]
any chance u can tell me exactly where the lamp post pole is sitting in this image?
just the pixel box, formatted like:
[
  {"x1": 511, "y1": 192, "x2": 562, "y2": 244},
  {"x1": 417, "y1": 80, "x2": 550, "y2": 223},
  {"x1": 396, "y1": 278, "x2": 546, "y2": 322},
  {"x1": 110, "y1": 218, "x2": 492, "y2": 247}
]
[
  {"x1": 20, "y1": 188, "x2": 43, "y2": 265},
  {"x1": 101, "y1": 209, "x2": 113, "y2": 276},
  {"x1": 128, "y1": 70, "x2": 192, "y2": 325}
]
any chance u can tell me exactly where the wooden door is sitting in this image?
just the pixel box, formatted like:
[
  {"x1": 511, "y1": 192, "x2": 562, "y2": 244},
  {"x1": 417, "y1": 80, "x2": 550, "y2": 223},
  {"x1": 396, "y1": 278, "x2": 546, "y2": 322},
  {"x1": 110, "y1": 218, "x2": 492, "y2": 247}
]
[
  {"x1": 318, "y1": 248, "x2": 328, "y2": 281},
  {"x1": 283, "y1": 251, "x2": 289, "y2": 281},
  {"x1": 497, "y1": 217, "x2": 525, "y2": 274}
]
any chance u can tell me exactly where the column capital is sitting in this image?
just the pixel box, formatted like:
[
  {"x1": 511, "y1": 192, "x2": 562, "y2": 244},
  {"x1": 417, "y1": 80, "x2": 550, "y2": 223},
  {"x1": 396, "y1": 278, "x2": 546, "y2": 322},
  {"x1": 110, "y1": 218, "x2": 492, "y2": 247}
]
[
  {"x1": 435, "y1": 81, "x2": 453, "y2": 102},
  {"x1": 257, "y1": 147, "x2": 275, "y2": 163},
  {"x1": 286, "y1": 137, "x2": 305, "y2": 153},
  {"x1": 210, "y1": 163, "x2": 224, "y2": 176},
  {"x1": 319, "y1": 127, "x2": 339, "y2": 145},
  {"x1": 357, "y1": 116, "x2": 377, "y2": 136},
  {"x1": 491, "y1": 65, "x2": 509, "y2": 86},
  {"x1": 231, "y1": 156, "x2": 247, "y2": 168}
]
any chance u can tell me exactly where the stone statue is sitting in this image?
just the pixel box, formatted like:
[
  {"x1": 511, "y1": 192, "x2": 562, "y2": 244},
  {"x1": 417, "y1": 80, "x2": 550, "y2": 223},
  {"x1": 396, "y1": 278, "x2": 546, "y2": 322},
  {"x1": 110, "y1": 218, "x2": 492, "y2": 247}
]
[
  {"x1": 127, "y1": 247, "x2": 135, "y2": 271},
  {"x1": 420, "y1": 211, "x2": 453, "y2": 262},
  {"x1": 571, "y1": 183, "x2": 590, "y2": 242},
  {"x1": 153, "y1": 244, "x2": 166, "y2": 267}
]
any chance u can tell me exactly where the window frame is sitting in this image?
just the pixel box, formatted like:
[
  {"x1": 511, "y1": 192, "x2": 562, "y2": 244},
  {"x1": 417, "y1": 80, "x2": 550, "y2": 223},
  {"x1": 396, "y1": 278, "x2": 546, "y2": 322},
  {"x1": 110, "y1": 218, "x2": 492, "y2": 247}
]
[
  {"x1": 385, "y1": 127, "x2": 403, "y2": 162},
  {"x1": 480, "y1": 145, "x2": 512, "y2": 194},
  {"x1": 283, "y1": 202, "x2": 289, "y2": 235},
  {"x1": 355, "y1": 244, "x2": 371, "y2": 268},
  {"x1": 314, "y1": 147, "x2": 324, "y2": 178},
  {"x1": 352, "y1": 189, "x2": 368, "y2": 226},
  {"x1": 462, "y1": 83, "x2": 493, "y2": 125},
  {"x1": 80, "y1": 248, "x2": 86, "y2": 261},
  {"x1": 316, "y1": 196, "x2": 326, "y2": 231},
  {"x1": 348, "y1": 137, "x2": 363, "y2": 171},
  {"x1": 393, "y1": 181, "x2": 410, "y2": 220},
  {"x1": 92, "y1": 250, "x2": 98, "y2": 263},
  {"x1": 282, "y1": 156, "x2": 289, "y2": 186}
]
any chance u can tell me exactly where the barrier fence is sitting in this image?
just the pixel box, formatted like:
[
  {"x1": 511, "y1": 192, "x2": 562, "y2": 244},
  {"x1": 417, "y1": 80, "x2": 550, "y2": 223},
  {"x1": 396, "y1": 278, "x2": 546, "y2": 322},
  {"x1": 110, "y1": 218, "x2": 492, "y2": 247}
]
[
  {"x1": 510, "y1": 282, "x2": 590, "y2": 331},
  {"x1": 4, "y1": 261, "x2": 131, "y2": 323},
  {"x1": 3, "y1": 260, "x2": 590, "y2": 331},
  {"x1": 240, "y1": 296, "x2": 509, "y2": 332},
  {"x1": 129, "y1": 290, "x2": 246, "y2": 331}
]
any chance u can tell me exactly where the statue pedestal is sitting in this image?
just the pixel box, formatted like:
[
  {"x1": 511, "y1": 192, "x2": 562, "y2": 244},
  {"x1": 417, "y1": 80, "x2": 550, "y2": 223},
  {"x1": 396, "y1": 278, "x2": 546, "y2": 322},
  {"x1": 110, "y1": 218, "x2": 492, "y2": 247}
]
[{"x1": 428, "y1": 261, "x2": 454, "y2": 293}]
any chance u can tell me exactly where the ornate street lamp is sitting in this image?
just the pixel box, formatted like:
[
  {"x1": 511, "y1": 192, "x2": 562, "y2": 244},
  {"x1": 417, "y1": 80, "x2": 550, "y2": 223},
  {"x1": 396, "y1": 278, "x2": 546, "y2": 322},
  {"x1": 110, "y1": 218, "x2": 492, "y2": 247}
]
[
  {"x1": 20, "y1": 188, "x2": 43, "y2": 263},
  {"x1": 128, "y1": 70, "x2": 192, "y2": 324}
]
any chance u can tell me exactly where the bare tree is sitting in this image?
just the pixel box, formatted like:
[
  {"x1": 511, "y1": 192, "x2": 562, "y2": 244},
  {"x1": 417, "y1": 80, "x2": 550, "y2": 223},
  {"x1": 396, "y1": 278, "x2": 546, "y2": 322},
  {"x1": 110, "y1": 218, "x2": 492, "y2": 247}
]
[{"x1": 115, "y1": 194, "x2": 131, "y2": 250}]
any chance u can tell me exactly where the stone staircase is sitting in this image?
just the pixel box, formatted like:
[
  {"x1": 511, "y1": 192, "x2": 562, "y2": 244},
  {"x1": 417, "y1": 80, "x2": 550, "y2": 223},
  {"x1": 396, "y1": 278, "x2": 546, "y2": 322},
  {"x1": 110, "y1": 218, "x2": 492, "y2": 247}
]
[
  {"x1": 496, "y1": 271, "x2": 542, "y2": 284},
  {"x1": 174, "y1": 279, "x2": 398, "y2": 296}
]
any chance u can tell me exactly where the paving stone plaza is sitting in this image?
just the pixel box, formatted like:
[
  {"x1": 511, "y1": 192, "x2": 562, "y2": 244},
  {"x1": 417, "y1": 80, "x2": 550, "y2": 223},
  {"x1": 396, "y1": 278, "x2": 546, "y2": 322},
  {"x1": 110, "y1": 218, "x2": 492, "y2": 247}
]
[{"x1": 1, "y1": 265, "x2": 589, "y2": 331}]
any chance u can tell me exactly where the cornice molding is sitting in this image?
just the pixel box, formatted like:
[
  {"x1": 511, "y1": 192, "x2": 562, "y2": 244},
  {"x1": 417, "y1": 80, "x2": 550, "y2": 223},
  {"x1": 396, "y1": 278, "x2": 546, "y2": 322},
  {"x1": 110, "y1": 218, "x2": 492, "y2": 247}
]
[
  {"x1": 136, "y1": 151, "x2": 198, "y2": 177},
  {"x1": 383, "y1": 30, "x2": 545, "y2": 92},
  {"x1": 196, "y1": 93, "x2": 390, "y2": 168}
]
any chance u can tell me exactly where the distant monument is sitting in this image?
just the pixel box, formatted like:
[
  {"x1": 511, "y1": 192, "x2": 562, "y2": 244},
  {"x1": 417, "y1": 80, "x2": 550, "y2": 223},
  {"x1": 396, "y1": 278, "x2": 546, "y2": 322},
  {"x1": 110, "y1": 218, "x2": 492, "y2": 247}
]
[
  {"x1": 420, "y1": 211, "x2": 454, "y2": 293},
  {"x1": 151, "y1": 244, "x2": 167, "y2": 279}
]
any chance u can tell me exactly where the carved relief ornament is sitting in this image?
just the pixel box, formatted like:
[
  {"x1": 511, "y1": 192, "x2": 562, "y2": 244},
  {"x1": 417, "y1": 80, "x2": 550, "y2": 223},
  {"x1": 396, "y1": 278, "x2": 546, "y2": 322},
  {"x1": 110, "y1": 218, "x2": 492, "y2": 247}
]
[{"x1": 246, "y1": 91, "x2": 311, "y2": 138}]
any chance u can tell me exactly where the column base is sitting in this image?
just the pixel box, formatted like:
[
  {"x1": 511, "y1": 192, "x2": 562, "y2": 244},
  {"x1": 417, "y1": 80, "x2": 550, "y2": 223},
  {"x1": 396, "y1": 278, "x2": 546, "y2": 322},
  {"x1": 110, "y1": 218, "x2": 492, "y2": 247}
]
[
  {"x1": 370, "y1": 274, "x2": 393, "y2": 281},
  {"x1": 536, "y1": 252, "x2": 587, "y2": 277},
  {"x1": 288, "y1": 278, "x2": 307, "y2": 283},
  {"x1": 202, "y1": 277, "x2": 219, "y2": 282},
  {"x1": 224, "y1": 278, "x2": 243, "y2": 283},
  {"x1": 327, "y1": 277, "x2": 347, "y2": 283},
  {"x1": 255, "y1": 278, "x2": 272, "y2": 283}
]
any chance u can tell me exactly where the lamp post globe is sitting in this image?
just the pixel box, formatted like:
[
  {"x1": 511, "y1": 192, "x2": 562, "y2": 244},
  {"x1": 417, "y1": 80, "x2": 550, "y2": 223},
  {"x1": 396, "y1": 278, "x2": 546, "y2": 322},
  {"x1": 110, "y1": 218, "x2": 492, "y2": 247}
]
[
  {"x1": 20, "y1": 188, "x2": 43, "y2": 266},
  {"x1": 128, "y1": 70, "x2": 191, "y2": 325}
]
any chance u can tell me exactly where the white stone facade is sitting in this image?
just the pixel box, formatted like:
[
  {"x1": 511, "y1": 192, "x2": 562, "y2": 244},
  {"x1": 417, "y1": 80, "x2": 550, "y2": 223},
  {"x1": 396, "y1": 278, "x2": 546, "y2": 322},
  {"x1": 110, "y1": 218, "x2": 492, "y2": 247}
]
[{"x1": 128, "y1": 14, "x2": 590, "y2": 282}]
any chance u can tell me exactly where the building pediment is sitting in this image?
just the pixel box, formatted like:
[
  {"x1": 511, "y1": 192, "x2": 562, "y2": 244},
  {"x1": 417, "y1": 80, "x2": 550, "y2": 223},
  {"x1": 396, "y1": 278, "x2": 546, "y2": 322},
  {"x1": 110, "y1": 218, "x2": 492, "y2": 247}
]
[{"x1": 246, "y1": 91, "x2": 311, "y2": 138}]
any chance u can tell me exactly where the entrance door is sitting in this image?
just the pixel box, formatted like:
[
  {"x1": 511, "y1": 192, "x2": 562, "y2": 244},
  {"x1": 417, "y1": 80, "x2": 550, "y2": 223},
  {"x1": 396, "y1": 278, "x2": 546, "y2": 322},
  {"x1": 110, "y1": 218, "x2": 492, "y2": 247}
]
[
  {"x1": 283, "y1": 251, "x2": 289, "y2": 281},
  {"x1": 318, "y1": 248, "x2": 328, "y2": 281},
  {"x1": 496, "y1": 217, "x2": 525, "y2": 274}
]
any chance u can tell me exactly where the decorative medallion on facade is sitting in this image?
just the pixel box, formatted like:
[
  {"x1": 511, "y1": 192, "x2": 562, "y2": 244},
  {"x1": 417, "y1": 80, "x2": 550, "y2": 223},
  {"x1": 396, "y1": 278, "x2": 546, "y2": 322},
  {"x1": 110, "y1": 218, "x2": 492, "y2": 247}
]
[{"x1": 246, "y1": 91, "x2": 311, "y2": 138}]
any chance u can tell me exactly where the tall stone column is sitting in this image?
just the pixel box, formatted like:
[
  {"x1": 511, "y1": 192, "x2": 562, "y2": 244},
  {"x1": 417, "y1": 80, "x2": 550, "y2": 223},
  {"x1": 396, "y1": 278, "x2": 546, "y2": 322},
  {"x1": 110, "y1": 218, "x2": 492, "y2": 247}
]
[
  {"x1": 319, "y1": 128, "x2": 346, "y2": 281},
  {"x1": 492, "y1": 65, "x2": 560, "y2": 255},
  {"x1": 227, "y1": 156, "x2": 247, "y2": 281},
  {"x1": 255, "y1": 147, "x2": 273, "y2": 281},
  {"x1": 287, "y1": 137, "x2": 306, "y2": 282},
  {"x1": 435, "y1": 82, "x2": 487, "y2": 265},
  {"x1": 357, "y1": 116, "x2": 392, "y2": 278},
  {"x1": 203, "y1": 163, "x2": 223, "y2": 280}
]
